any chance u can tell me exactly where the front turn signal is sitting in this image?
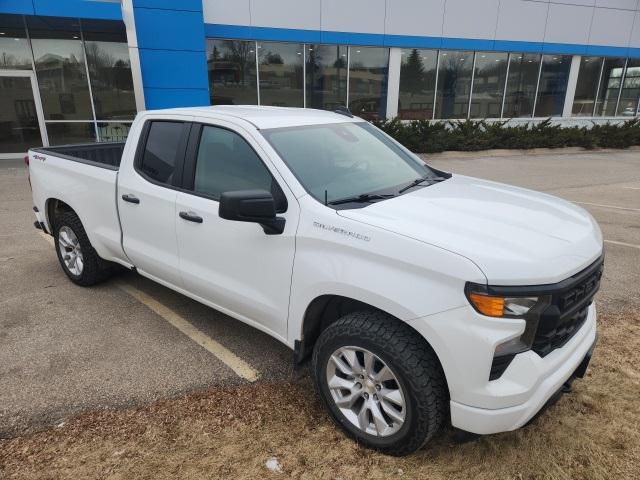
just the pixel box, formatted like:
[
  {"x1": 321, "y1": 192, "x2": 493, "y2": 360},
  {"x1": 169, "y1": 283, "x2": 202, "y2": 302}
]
[{"x1": 468, "y1": 293, "x2": 505, "y2": 317}]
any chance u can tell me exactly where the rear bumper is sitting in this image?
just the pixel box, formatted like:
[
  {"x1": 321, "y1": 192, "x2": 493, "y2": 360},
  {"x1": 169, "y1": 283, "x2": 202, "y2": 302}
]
[{"x1": 449, "y1": 310, "x2": 597, "y2": 435}]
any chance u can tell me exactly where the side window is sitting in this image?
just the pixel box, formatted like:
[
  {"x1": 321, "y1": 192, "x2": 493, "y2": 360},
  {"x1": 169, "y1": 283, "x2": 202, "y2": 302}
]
[
  {"x1": 193, "y1": 125, "x2": 286, "y2": 209},
  {"x1": 139, "y1": 121, "x2": 184, "y2": 184}
]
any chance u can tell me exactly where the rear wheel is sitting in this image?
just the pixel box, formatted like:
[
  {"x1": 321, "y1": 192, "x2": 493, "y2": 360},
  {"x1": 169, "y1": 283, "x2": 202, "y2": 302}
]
[
  {"x1": 312, "y1": 310, "x2": 448, "y2": 456},
  {"x1": 54, "y1": 211, "x2": 113, "y2": 286}
]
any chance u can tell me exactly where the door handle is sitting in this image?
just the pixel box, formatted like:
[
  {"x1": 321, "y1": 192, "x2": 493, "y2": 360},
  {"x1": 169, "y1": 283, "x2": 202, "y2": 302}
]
[
  {"x1": 121, "y1": 194, "x2": 140, "y2": 204},
  {"x1": 179, "y1": 211, "x2": 203, "y2": 223}
]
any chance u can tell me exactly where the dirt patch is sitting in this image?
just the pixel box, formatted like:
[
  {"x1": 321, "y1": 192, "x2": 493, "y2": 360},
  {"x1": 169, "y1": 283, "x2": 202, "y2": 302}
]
[{"x1": 1, "y1": 309, "x2": 639, "y2": 480}]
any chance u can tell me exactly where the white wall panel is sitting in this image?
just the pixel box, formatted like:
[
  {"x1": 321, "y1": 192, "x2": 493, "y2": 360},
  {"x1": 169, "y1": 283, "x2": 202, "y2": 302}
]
[
  {"x1": 442, "y1": 0, "x2": 500, "y2": 40},
  {"x1": 321, "y1": 0, "x2": 386, "y2": 34},
  {"x1": 630, "y1": 11, "x2": 640, "y2": 48},
  {"x1": 385, "y1": 0, "x2": 445, "y2": 37},
  {"x1": 203, "y1": 0, "x2": 251, "y2": 26},
  {"x1": 496, "y1": 0, "x2": 549, "y2": 42},
  {"x1": 250, "y1": 0, "x2": 320, "y2": 30},
  {"x1": 589, "y1": 7, "x2": 635, "y2": 47},
  {"x1": 595, "y1": 0, "x2": 637, "y2": 10},
  {"x1": 544, "y1": 3, "x2": 593, "y2": 44}
]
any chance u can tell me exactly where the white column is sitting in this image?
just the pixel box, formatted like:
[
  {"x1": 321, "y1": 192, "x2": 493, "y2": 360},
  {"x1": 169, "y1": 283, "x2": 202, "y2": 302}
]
[
  {"x1": 562, "y1": 55, "x2": 581, "y2": 118},
  {"x1": 385, "y1": 48, "x2": 402, "y2": 119},
  {"x1": 121, "y1": 0, "x2": 146, "y2": 111}
]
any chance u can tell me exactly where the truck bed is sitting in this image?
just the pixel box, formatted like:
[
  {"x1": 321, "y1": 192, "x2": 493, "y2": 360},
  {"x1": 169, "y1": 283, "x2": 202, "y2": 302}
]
[{"x1": 32, "y1": 142, "x2": 125, "y2": 170}]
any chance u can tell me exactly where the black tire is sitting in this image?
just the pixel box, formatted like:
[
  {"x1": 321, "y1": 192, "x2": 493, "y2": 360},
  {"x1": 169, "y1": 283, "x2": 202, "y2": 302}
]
[
  {"x1": 312, "y1": 310, "x2": 448, "y2": 456},
  {"x1": 53, "y1": 211, "x2": 113, "y2": 286}
]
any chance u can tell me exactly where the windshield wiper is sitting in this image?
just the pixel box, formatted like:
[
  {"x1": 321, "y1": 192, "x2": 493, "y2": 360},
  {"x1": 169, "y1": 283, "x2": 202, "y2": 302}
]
[
  {"x1": 328, "y1": 193, "x2": 396, "y2": 206},
  {"x1": 398, "y1": 175, "x2": 448, "y2": 194}
]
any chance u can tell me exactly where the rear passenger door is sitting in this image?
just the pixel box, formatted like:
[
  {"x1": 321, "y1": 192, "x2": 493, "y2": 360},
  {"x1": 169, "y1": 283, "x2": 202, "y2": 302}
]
[
  {"x1": 118, "y1": 118, "x2": 191, "y2": 287},
  {"x1": 175, "y1": 121, "x2": 299, "y2": 340}
]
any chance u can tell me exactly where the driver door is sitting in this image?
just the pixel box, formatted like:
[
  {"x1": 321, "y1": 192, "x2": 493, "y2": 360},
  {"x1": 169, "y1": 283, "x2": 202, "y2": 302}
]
[{"x1": 175, "y1": 121, "x2": 299, "y2": 340}]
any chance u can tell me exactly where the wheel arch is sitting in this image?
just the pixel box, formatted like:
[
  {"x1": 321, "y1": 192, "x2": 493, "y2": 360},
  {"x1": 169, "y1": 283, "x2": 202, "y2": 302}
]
[
  {"x1": 295, "y1": 295, "x2": 449, "y2": 395},
  {"x1": 45, "y1": 197, "x2": 77, "y2": 233}
]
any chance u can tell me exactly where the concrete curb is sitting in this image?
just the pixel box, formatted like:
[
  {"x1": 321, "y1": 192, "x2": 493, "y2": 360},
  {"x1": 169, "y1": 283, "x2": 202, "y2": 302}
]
[{"x1": 418, "y1": 146, "x2": 640, "y2": 160}]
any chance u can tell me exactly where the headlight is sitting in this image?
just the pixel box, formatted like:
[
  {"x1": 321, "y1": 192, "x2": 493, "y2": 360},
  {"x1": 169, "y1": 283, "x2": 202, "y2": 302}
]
[{"x1": 466, "y1": 291, "x2": 539, "y2": 318}]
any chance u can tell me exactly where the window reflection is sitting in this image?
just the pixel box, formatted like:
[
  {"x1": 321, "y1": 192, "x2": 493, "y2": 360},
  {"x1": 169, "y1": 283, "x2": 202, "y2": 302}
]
[
  {"x1": 434, "y1": 51, "x2": 473, "y2": 119},
  {"x1": 207, "y1": 39, "x2": 258, "y2": 105},
  {"x1": 470, "y1": 52, "x2": 508, "y2": 118},
  {"x1": 348, "y1": 47, "x2": 389, "y2": 121},
  {"x1": 617, "y1": 59, "x2": 640, "y2": 117},
  {"x1": 0, "y1": 14, "x2": 31, "y2": 70},
  {"x1": 594, "y1": 58, "x2": 626, "y2": 116},
  {"x1": 535, "y1": 55, "x2": 571, "y2": 117},
  {"x1": 397, "y1": 48, "x2": 437, "y2": 120},
  {"x1": 503, "y1": 53, "x2": 540, "y2": 118},
  {"x1": 46, "y1": 122, "x2": 96, "y2": 145},
  {"x1": 572, "y1": 57, "x2": 603, "y2": 117},
  {"x1": 306, "y1": 44, "x2": 347, "y2": 110},
  {"x1": 258, "y1": 41, "x2": 304, "y2": 107},
  {"x1": 97, "y1": 122, "x2": 131, "y2": 142}
]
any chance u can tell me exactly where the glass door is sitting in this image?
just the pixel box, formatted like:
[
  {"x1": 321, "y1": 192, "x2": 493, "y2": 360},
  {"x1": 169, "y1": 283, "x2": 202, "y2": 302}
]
[{"x1": 0, "y1": 70, "x2": 47, "y2": 156}]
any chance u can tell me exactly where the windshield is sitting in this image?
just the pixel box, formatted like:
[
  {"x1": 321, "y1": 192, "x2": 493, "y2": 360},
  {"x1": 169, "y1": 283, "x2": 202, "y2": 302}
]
[{"x1": 261, "y1": 122, "x2": 438, "y2": 204}]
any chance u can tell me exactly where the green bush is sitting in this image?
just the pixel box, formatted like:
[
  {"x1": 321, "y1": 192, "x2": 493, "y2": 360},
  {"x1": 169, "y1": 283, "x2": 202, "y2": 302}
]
[{"x1": 371, "y1": 118, "x2": 640, "y2": 153}]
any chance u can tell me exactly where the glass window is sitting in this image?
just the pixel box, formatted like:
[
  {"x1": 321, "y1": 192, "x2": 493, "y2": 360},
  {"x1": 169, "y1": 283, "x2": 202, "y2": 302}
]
[
  {"x1": 503, "y1": 53, "x2": 541, "y2": 118},
  {"x1": 535, "y1": 55, "x2": 571, "y2": 117},
  {"x1": 0, "y1": 14, "x2": 32, "y2": 70},
  {"x1": 83, "y1": 21, "x2": 136, "y2": 120},
  {"x1": 257, "y1": 41, "x2": 304, "y2": 107},
  {"x1": 348, "y1": 47, "x2": 389, "y2": 121},
  {"x1": 594, "y1": 57, "x2": 626, "y2": 117},
  {"x1": 306, "y1": 44, "x2": 347, "y2": 111},
  {"x1": 207, "y1": 39, "x2": 258, "y2": 106},
  {"x1": 397, "y1": 48, "x2": 437, "y2": 120},
  {"x1": 617, "y1": 59, "x2": 640, "y2": 117},
  {"x1": 28, "y1": 17, "x2": 93, "y2": 120},
  {"x1": 97, "y1": 122, "x2": 131, "y2": 142},
  {"x1": 261, "y1": 122, "x2": 433, "y2": 204},
  {"x1": 572, "y1": 57, "x2": 603, "y2": 116},
  {"x1": 470, "y1": 52, "x2": 508, "y2": 118},
  {"x1": 139, "y1": 122, "x2": 184, "y2": 184},
  {"x1": 193, "y1": 125, "x2": 276, "y2": 200},
  {"x1": 46, "y1": 122, "x2": 96, "y2": 145},
  {"x1": 0, "y1": 76, "x2": 42, "y2": 153},
  {"x1": 434, "y1": 50, "x2": 474, "y2": 119}
]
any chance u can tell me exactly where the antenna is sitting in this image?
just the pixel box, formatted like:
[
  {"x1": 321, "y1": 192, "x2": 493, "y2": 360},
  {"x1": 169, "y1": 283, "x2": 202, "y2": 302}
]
[
  {"x1": 334, "y1": 106, "x2": 354, "y2": 118},
  {"x1": 324, "y1": 190, "x2": 328, "y2": 206}
]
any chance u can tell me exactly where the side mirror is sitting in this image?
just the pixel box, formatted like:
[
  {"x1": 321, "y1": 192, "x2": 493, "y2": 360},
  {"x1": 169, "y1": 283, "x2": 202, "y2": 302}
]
[{"x1": 219, "y1": 189, "x2": 286, "y2": 235}]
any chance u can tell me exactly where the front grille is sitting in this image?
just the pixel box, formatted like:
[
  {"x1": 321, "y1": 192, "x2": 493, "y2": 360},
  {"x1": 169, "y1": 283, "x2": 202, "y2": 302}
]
[{"x1": 532, "y1": 257, "x2": 604, "y2": 357}]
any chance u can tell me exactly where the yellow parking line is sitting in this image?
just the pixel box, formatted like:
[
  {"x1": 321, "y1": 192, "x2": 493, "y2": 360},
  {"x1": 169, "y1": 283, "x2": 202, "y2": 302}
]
[
  {"x1": 116, "y1": 281, "x2": 260, "y2": 382},
  {"x1": 604, "y1": 239, "x2": 640, "y2": 250},
  {"x1": 574, "y1": 201, "x2": 640, "y2": 213}
]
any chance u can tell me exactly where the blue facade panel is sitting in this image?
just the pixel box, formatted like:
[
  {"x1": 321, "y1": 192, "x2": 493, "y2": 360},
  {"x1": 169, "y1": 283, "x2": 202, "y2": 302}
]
[
  {"x1": 32, "y1": 0, "x2": 122, "y2": 20},
  {"x1": 132, "y1": 0, "x2": 209, "y2": 109},
  {"x1": 144, "y1": 88, "x2": 210, "y2": 110},
  {"x1": 139, "y1": 49, "x2": 209, "y2": 90},
  {"x1": 0, "y1": 0, "x2": 35, "y2": 15},
  {"x1": 133, "y1": 8, "x2": 206, "y2": 51}
]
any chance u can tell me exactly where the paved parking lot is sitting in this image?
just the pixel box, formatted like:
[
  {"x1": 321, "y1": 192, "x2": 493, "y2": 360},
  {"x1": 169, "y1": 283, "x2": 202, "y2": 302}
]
[{"x1": 1, "y1": 149, "x2": 638, "y2": 438}]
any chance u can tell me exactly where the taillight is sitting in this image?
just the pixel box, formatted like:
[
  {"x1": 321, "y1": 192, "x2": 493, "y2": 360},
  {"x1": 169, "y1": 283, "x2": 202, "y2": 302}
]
[{"x1": 24, "y1": 155, "x2": 29, "y2": 166}]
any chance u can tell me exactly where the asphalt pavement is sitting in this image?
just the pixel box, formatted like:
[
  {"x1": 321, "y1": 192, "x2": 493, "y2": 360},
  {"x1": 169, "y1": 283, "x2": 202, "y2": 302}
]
[{"x1": 0, "y1": 148, "x2": 638, "y2": 437}]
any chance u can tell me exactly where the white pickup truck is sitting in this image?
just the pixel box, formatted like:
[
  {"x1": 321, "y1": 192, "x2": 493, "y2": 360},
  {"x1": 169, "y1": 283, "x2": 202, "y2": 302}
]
[{"x1": 28, "y1": 106, "x2": 603, "y2": 455}]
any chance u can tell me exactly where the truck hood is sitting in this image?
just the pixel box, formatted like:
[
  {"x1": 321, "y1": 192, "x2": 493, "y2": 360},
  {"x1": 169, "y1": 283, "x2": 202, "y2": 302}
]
[{"x1": 337, "y1": 175, "x2": 603, "y2": 285}]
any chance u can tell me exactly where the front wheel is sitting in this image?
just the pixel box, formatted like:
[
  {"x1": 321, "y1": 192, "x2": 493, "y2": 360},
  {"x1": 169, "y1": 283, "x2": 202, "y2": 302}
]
[{"x1": 312, "y1": 311, "x2": 448, "y2": 456}]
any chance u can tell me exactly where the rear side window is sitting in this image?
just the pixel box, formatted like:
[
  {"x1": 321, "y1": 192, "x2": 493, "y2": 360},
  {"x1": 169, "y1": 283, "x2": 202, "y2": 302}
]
[
  {"x1": 139, "y1": 121, "x2": 184, "y2": 184},
  {"x1": 192, "y1": 125, "x2": 286, "y2": 210}
]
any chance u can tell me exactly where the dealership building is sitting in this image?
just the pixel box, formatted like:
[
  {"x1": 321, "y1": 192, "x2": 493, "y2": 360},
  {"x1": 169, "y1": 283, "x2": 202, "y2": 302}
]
[{"x1": 1, "y1": 0, "x2": 639, "y2": 157}]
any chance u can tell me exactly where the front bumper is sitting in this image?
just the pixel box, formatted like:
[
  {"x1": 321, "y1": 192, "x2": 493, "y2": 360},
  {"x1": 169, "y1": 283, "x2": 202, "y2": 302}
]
[
  {"x1": 408, "y1": 301, "x2": 597, "y2": 435},
  {"x1": 450, "y1": 317, "x2": 596, "y2": 435}
]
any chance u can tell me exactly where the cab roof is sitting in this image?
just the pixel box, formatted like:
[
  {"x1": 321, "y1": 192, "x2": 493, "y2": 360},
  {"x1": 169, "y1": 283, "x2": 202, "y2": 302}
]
[{"x1": 141, "y1": 105, "x2": 364, "y2": 130}]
